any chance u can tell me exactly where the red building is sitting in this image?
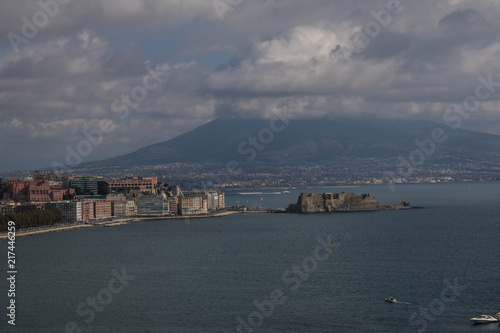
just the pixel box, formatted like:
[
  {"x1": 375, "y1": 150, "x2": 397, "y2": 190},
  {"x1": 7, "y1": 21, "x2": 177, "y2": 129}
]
[
  {"x1": 3, "y1": 180, "x2": 75, "y2": 202},
  {"x1": 50, "y1": 188, "x2": 75, "y2": 201},
  {"x1": 107, "y1": 177, "x2": 157, "y2": 192},
  {"x1": 82, "y1": 201, "x2": 95, "y2": 221},
  {"x1": 94, "y1": 201, "x2": 112, "y2": 219}
]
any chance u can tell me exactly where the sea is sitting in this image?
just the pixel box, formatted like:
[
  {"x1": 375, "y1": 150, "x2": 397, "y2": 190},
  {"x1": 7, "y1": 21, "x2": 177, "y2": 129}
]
[{"x1": 1, "y1": 182, "x2": 499, "y2": 333}]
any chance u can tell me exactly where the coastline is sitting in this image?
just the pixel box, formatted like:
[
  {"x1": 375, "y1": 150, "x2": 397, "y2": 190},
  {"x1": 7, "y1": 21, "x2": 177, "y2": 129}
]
[
  {"x1": 0, "y1": 224, "x2": 94, "y2": 239},
  {"x1": 0, "y1": 201, "x2": 422, "y2": 240},
  {"x1": 0, "y1": 210, "x2": 264, "y2": 239}
]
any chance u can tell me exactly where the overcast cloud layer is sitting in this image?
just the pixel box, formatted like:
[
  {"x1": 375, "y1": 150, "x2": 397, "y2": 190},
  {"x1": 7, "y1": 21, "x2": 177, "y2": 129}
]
[{"x1": 1, "y1": 0, "x2": 499, "y2": 170}]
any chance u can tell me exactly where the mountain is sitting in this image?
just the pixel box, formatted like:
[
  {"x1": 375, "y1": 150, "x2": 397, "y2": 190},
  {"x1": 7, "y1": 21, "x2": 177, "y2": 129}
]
[{"x1": 86, "y1": 117, "x2": 500, "y2": 168}]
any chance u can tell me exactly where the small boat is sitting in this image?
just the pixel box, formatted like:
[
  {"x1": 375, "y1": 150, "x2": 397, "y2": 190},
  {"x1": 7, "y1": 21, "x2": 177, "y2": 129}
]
[
  {"x1": 385, "y1": 297, "x2": 397, "y2": 303},
  {"x1": 470, "y1": 315, "x2": 498, "y2": 324}
]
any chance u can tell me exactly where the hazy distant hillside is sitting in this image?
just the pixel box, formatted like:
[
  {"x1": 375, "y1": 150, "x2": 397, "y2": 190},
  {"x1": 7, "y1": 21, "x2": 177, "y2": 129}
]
[{"x1": 86, "y1": 117, "x2": 500, "y2": 167}]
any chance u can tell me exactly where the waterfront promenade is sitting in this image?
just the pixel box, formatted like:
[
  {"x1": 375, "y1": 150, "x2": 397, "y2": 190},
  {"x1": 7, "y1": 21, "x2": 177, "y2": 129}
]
[{"x1": 0, "y1": 210, "x2": 268, "y2": 240}]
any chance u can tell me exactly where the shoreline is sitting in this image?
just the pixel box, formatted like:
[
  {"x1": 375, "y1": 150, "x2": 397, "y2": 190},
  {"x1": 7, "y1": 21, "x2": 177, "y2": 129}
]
[
  {"x1": 0, "y1": 206, "x2": 420, "y2": 239},
  {"x1": 0, "y1": 224, "x2": 94, "y2": 239},
  {"x1": 0, "y1": 210, "x2": 264, "y2": 239}
]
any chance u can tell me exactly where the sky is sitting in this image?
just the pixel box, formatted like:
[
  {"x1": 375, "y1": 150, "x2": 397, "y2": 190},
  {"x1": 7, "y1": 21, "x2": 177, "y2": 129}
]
[{"x1": 1, "y1": 0, "x2": 500, "y2": 170}]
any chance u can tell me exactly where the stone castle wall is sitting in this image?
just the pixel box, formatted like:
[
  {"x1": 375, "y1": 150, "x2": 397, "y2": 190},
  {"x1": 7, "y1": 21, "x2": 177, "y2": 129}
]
[{"x1": 290, "y1": 192, "x2": 378, "y2": 213}]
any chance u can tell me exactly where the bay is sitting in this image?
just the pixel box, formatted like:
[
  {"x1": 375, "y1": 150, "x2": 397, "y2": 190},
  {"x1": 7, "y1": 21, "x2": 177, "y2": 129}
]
[{"x1": 2, "y1": 182, "x2": 499, "y2": 332}]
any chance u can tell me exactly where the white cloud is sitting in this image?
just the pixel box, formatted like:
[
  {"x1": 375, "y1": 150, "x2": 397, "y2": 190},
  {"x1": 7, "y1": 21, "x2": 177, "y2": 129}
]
[{"x1": 1, "y1": 0, "x2": 500, "y2": 169}]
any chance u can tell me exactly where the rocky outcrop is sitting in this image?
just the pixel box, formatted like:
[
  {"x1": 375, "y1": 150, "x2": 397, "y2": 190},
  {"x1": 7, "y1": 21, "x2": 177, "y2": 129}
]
[{"x1": 287, "y1": 192, "x2": 411, "y2": 213}]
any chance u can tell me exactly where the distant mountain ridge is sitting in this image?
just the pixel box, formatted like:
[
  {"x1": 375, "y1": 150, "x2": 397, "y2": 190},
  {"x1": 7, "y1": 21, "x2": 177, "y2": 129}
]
[{"x1": 85, "y1": 117, "x2": 500, "y2": 167}]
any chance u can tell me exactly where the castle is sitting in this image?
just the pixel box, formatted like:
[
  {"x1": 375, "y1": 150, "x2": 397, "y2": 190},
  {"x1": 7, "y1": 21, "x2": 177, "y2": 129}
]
[{"x1": 287, "y1": 192, "x2": 412, "y2": 213}]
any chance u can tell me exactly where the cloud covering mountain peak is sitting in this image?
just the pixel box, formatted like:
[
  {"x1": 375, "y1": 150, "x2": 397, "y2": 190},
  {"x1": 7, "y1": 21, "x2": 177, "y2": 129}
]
[{"x1": 1, "y1": 0, "x2": 499, "y2": 169}]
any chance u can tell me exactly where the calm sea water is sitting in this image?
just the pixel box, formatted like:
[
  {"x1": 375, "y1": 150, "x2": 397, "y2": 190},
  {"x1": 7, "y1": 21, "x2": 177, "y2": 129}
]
[{"x1": 2, "y1": 182, "x2": 500, "y2": 333}]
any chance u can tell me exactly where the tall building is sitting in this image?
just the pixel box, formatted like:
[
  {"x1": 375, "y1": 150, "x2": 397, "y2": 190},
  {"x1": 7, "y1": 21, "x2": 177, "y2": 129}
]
[
  {"x1": 219, "y1": 192, "x2": 225, "y2": 210},
  {"x1": 70, "y1": 176, "x2": 104, "y2": 195},
  {"x1": 205, "y1": 190, "x2": 225, "y2": 211},
  {"x1": 112, "y1": 201, "x2": 125, "y2": 217},
  {"x1": 94, "y1": 201, "x2": 112, "y2": 219},
  {"x1": 168, "y1": 196, "x2": 179, "y2": 215},
  {"x1": 125, "y1": 201, "x2": 138, "y2": 216},
  {"x1": 179, "y1": 193, "x2": 208, "y2": 216},
  {"x1": 166, "y1": 185, "x2": 184, "y2": 215},
  {"x1": 81, "y1": 201, "x2": 95, "y2": 221},
  {"x1": 137, "y1": 195, "x2": 166, "y2": 215},
  {"x1": 45, "y1": 201, "x2": 82, "y2": 222},
  {"x1": 112, "y1": 200, "x2": 138, "y2": 217}
]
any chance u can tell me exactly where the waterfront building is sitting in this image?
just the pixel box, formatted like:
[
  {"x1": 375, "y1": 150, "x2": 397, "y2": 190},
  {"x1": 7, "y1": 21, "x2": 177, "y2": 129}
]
[
  {"x1": 45, "y1": 201, "x2": 82, "y2": 222},
  {"x1": 112, "y1": 200, "x2": 138, "y2": 217},
  {"x1": 125, "y1": 200, "x2": 137, "y2": 216},
  {"x1": 165, "y1": 185, "x2": 184, "y2": 215},
  {"x1": 219, "y1": 192, "x2": 225, "y2": 209},
  {"x1": 112, "y1": 201, "x2": 126, "y2": 217},
  {"x1": 179, "y1": 193, "x2": 208, "y2": 216},
  {"x1": 81, "y1": 201, "x2": 95, "y2": 221},
  {"x1": 94, "y1": 201, "x2": 112, "y2": 219},
  {"x1": 205, "y1": 190, "x2": 225, "y2": 211},
  {"x1": 168, "y1": 196, "x2": 179, "y2": 215},
  {"x1": 137, "y1": 195, "x2": 166, "y2": 215}
]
